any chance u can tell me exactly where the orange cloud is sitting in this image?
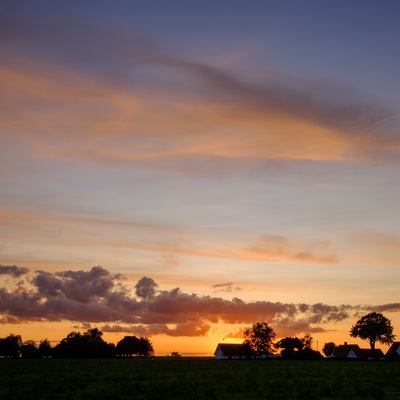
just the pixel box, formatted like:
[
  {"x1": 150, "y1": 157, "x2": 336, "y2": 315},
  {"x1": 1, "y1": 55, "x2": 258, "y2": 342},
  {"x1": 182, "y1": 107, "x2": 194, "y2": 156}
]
[{"x1": 1, "y1": 45, "x2": 398, "y2": 171}]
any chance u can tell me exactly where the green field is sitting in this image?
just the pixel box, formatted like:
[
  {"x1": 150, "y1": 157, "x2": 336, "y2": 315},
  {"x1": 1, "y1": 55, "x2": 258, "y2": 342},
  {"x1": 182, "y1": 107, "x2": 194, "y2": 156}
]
[{"x1": 0, "y1": 358, "x2": 399, "y2": 400}]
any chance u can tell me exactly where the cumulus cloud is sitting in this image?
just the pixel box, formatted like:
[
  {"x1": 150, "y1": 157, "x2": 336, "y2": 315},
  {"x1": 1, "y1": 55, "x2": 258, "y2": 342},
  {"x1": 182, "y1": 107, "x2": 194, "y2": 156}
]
[
  {"x1": 135, "y1": 276, "x2": 158, "y2": 299},
  {"x1": 32, "y1": 266, "x2": 115, "y2": 303},
  {"x1": 1, "y1": 265, "x2": 392, "y2": 337}
]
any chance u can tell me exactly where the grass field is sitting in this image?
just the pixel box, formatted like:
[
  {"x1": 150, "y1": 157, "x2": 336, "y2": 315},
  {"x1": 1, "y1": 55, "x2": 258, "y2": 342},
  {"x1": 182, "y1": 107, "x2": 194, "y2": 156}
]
[{"x1": 0, "y1": 358, "x2": 399, "y2": 400}]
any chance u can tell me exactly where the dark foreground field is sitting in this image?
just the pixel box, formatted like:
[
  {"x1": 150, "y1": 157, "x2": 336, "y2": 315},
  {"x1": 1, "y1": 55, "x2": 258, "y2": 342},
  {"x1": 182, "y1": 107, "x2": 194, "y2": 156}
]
[{"x1": 0, "y1": 358, "x2": 399, "y2": 400}]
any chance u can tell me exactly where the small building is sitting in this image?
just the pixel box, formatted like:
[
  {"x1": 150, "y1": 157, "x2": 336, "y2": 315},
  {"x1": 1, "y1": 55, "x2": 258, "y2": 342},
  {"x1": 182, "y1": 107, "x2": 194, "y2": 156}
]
[
  {"x1": 386, "y1": 342, "x2": 400, "y2": 360},
  {"x1": 332, "y1": 343, "x2": 384, "y2": 360},
  {"x1": 354, "y1": 348, "x2": 385, "y2": 360},
  {"x1": 214, "y1": 343, "x2": 251, "y2": 359},
  {"x1": 332, "y1": 343, "x2": 361, "y2": 359}
]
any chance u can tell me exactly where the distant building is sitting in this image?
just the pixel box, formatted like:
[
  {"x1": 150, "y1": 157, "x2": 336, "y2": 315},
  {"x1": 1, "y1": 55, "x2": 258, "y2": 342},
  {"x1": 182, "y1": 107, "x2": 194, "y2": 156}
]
[
  {"x1": 332, "y1": 342, "x2": 384, "y2": 360},
  {"x1": 385, "y1": 342, "x2": 400, "y2": 360},
  {"x1": 331, "y1": 343, "x2": 360, "y2": 359},
  {"x1": 214, "y1": 343, "x2": 251, "y2": 359}
]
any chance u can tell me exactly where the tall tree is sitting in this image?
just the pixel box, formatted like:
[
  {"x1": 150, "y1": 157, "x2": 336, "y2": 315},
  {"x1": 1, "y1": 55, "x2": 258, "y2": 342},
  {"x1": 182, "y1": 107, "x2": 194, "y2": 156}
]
[
  {"x1": 20, "y1": 340, "x2": 39, "y2": 359},
  {"x1": 115, "y1": 335, "x2": 154, "y2": 357},
  {"x1": 274, "y1": 337, "x2": 304, "y2": 358},
  {"x1": 243, "y1": 322, "x2": 276, "y2": 355},
  {"x1": 38, "y1": 339, "x2": 52, "y2": 358},
  {"x1": 322, "y1": 342, "x2": 336, "y2": 357},
  {"x1": 0, "y1": 334, "x2": 22, "y2": 358},
  {"x1": 54, "y1": 328, "x2": 115, "y2": 358},
  {"x1": 350, "y1": 312, "x2": 395, "y2": 349},
  {"x1": 301, "y1": 334, "x2": 313, "y2": 349}
]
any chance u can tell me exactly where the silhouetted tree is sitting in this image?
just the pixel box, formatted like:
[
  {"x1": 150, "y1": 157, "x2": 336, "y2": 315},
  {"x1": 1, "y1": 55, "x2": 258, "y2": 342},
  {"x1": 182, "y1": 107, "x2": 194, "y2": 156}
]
[
  {"x1": 243, "y1": 322, "x2": 276, "y2": 356},
  {"x1": 296, "y1": 346, "x2": 323, "y2": 359},
  {"x1": 170, "y1": 351, "x2": 182, "y2": 357},
  {"x1": 20, "y1": 340, "x2": 40, "y2": 359},
  {"x1": 138, "y1": 337, "x2": 154, "y2": 357},
  {"x1": 38, "y1": 339, "x2": 52, "y2": 358},
  {"x1": 301, "y1": 334, "x2": 313, "y2": 349},
  {"x1": 350, "y1": 312, "x2": 395, "y2": 349},
  {"x1": 116, "y1": 335, "x2": 154, "y2": 357},
  {"x1": 297, "y1": 335, "x2": 322, "y2": 359},
  {"x1": 275, "y1": 337, "x2": 304, "y2": 358},
  {"x1": 53, "y1": 331, "x2": 83, "y2": 358},
  {"x1": 0, "y1": 334, "x2": 22, "y2": 358},
  {"x1": 116, "y1": 335, "x2": 140, "y2": 357},
  {"x1": 86, "y1": 328, "x2": 103, "y2": 342},
  {"x1": 322, "y1": 342, "x2": 336, "y2": 357},
  {"x1": 275, "y1": 335, "x2": 322, "y2": 359},
  {"x1": 54, "y1": 328, "x2": 115, "y2": 358}
]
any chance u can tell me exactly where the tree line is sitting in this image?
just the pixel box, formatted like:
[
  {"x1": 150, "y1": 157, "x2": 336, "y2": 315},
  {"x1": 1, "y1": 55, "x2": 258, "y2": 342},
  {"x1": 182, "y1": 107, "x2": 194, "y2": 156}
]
[
  {"x1": 243, "y1": 322, "x2": 323, "y2": 359},
  {"x1": 322, "y1": 311, "x2": 395, "y2": 356},
  {"x1": 0, "y1": 311, "x2": 395, "y2": 359},
  {"x1": 243, "y1": 312, "x2": 396, "y2": 358},
  {"x1": 0, "y1": 328, "x2": 154, "y2": 359}
]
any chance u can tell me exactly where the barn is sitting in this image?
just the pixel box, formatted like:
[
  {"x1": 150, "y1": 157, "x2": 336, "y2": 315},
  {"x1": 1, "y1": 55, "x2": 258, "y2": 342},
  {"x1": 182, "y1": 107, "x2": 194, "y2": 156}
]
[{"x1": 214, "y1": 343, "x2": 251, "y2": 359}]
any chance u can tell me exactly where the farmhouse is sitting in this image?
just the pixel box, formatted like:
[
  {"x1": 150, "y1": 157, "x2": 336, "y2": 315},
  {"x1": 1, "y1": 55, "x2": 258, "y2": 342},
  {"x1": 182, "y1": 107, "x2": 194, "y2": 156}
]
[
  {"x1": 332, "y1": 343, "x2": 384, "y2": 360},
  {"x1": 385, "y1": 342, "x2": 400, "y2": 360},
  {"x1": 214, "y1": 343, "x2": 251, "y2": 359}
]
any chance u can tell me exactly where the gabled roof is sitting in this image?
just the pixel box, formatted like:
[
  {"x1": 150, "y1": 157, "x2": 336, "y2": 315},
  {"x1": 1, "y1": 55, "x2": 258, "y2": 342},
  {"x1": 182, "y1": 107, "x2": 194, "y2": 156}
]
[
  {"x1": 386, "y1": 342, "x2": 400, "y2": 355},
  {"x1": 214, "y1": 343, "x2": 249, "y2": 357},
  {"x1": 335, "y1": 344, "x2": 360, "y2": 352},
  {"x1": 386, "y1": 342, "x2": 400, "y2": 359},
  {"x1": 333, "y1": 343, "x2": 384, "y2": 359},
  {"x1": 333, "y1": 344, "x2": 360, "y2": 358},
  {"x1": 354, "y1": 348, "x2": 384, "y2": 359}
]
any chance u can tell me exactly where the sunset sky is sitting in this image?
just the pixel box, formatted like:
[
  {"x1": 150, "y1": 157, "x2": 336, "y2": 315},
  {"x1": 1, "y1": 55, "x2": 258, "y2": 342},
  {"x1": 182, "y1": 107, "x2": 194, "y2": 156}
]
[{"x1": 1, "y1": 1, "x2": 400, "y2": 356}]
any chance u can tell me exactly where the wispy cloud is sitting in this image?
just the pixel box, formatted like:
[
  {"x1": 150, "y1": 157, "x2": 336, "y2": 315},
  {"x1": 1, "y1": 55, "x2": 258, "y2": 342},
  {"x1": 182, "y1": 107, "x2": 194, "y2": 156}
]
[
  {"x1": 244, "y1": 235, "x2": 338, "y2": 264},
  {"x1": 212, "y1": 282, "x2": 243, "y2": 293},
  {"x1": 0, "y1": 208, "x2": 338, "y2": 265},
  {"x1": 1, "y1": 12, "x2": 399, "y2": 174},
  {"x1": 348, "y1": 232, "x2": 400, "y2": 266}
]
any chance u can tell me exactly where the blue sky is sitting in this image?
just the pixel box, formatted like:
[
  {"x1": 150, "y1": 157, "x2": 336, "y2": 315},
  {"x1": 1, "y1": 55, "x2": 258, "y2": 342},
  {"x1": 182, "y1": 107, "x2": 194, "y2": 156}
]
[{"x1": 1, "y1": 0, "x2": 400, "y2": 355}]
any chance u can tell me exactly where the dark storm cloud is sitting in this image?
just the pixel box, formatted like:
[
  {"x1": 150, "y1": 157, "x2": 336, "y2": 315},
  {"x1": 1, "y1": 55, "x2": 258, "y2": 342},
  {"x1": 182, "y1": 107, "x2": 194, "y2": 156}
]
[
  {"x1": 0, "y1": 266, "x2": 386, "y2": 336},
  {"x1": 0, "y1": 265, "x2": 30, "y2": 278}
]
